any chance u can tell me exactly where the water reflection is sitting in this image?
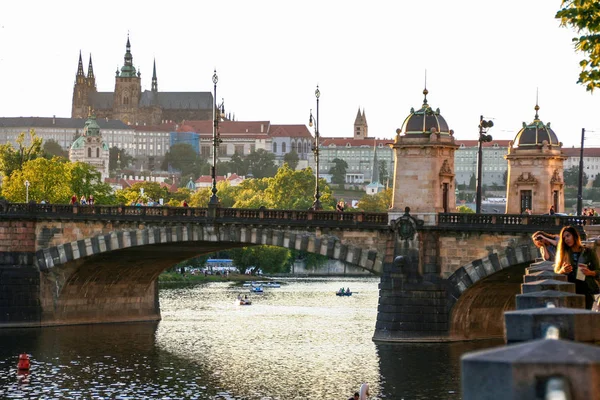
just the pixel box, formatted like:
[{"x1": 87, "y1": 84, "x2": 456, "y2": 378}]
[{"x1": 0, "y1": 277, "x2": 503, "y2": 399}]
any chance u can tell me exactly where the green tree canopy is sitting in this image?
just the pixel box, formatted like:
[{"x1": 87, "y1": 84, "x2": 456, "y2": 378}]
[
  {"x1": 246, "y1": 149, "x2": 278, "y2": 178},
  {"x1": 68, "y1": 162, "x2": 115, "y2": 204},
  {"x1": 378, "y1": 160, "x2": 389, "y2": 186},
  {"x1": 109, "y1": 147, "x2": 134, "y2": 172},
  {"x1": 557, "y1": 0, "x2": 600, "y2": 92},
  {"x1": 161, "y1": 143, "x2": 207, "y2": 178},
  {"x1": 2, "y1": 157, "x2": 71, "y2": 203},
  {"x1": 357, "y1": 188, "x2": 392, "y2": 212},
  {"x1": 116, "y1": 181, "x2": 169, "y2": 205},
  {"x1": 564, "y1": 166, "x2": 588, "y2": 187},
  {"x1": 43, "y1": 139, "x2": 68, "y2": 160},
  {"x1": 329, "y1": 158, "x2": 348, "y2": 185},
  {"x1": 283, "y1": 151, "x2": 300, "y2": 170},
  {"x1": 229, "y1": 245, "x2": 291, "y2": 274},
  {"x1": 0, "y1": 129, "x2": 44, "y2": 178},
  {"x1": 469, "y1": 173, "x2": 476, "y2": 190},
  {"x1": 190, "y1": 180, "x2": 237, "y2": 208},
  {"x1": 265, "y1": 164, "x2": 334, "y2": 210}
]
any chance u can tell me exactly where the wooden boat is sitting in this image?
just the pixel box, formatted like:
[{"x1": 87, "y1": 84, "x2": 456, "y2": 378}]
[
  {"x1": 238, "y1": 299, "x2": 252, "y2": 305},
  {"x1": 336, "y1": 291, "x2": 352, "y2": 296}
]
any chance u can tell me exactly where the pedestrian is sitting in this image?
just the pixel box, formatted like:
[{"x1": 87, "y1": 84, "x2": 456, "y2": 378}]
[
  {"x1": 80, "y1": 195, "x2": 87, "y2": 205},
  {"x1": 555, "y1": 225, "x2": 600, "y2": 309},
  {"x1": 549, "y1": 205, "x2": 555, "y2": 215},
  {"x1": 532, "y1": 231, "x2": 558, "y2": 262},
  {"x1": 336, "y1": 200, "x2": 345, "y2": 212},
  {"x1": 70, "y1": 194, "x2": 78, "y2": 205},
  {"x1": 88, "y1": 194, "x2": 94, "y2": 205},
  {"x1": 182, "y1": 200, "x2": 189, "y2": 207}
]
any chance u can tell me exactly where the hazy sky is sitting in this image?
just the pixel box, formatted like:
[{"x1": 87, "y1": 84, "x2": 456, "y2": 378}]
[{"x1": 1, "y1": 1, "x2": 598, "y2": 148}]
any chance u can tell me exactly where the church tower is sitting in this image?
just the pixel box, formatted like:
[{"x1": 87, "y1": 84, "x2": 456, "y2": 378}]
[
  {"x1": 69, "y1": 112, "x2": 110, "y2": 180},
  {"x1": 72, "y1": 51, "x2": 90, "y2": 118},
  {"x1": 112, "y1": 36, "x2": 141, "y2": 125},
  {"x1": 354, "y1": 108, "x2": 368, "y2": 139},
  {"x1": 86, "y1": 54, "x2": 96, "y2": 90}
]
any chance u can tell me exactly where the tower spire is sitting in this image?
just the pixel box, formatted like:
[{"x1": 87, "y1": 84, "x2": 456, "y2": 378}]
[
  {"x1": 76, "y1": 51, "x2": 85, "y2": 77},
  {"x1": 87, "y1": 54, "x2": 94, "y2": 79},
  {"x1": 152, "y1": 58, "x2": 158, "y2": 92},
  {"x1": 534, "y1": 88, "x2": 540, "y2": 120},
  {"x1": 422, "y1": 69, "x2": 428, "y2": 106}
]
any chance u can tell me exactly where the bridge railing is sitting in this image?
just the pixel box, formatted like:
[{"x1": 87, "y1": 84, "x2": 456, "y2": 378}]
[
  {"x1": 0, "y1": 203, "x2": 389, "y2": 228},
  {"x1": 438, "y1": 212, "x2": 595, "y2": 229}
]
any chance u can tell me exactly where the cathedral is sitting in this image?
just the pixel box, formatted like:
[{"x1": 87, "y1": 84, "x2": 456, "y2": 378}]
[{"x1": 71, "y1": 36, "x2": 214, "y2": 126}]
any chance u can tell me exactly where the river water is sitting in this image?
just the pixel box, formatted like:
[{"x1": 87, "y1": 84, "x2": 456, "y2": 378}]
[{"x1": 0, "y1": 277, "x2": 502, "y2": 399}]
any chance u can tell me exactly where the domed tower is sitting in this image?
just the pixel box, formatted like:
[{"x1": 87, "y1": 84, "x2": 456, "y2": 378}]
[
  {"x1": 505, "y1": 103, "x2": 565, "y2": 214},
  {"x1": 69, "y1": 113, "x2": 110, "y2": 180},
  {"x1": 390, "y1": 87, "x2": 458, "y2": 219}
]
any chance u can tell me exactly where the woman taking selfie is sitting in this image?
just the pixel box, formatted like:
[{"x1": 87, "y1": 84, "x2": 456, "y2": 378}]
[{"x1": 555, "y1": 225, "x2": 600, "y2": 309}]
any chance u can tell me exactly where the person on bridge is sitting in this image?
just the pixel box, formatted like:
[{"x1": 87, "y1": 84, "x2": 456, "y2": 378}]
[
  {"x1": 555, "y1": 225, "x2": 600, "y2": 309},
  {"x1": 532, "y1": 231, "x2": 558, "y2": 262},
  {"x1": 70, "y1": 194, "x2": 77, "y2": 205}
]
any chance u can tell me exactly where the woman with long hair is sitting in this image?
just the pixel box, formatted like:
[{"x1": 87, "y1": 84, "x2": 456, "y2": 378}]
[
  {"x1": 532, "y1": 231, "x2": 558, "y2": 261},
  {"x1": 554, "y1": 225, "x2": 600, "y2": 309}
]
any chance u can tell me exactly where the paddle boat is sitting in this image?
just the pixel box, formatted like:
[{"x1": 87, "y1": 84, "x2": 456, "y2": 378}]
[
  {"x1": 251, "y1": 285, "x2": 264, "y2": 293},
  {"x1": 263, "y1": 282, "x2": 281, "y2": 288},
  {"x1": 336, "y1": 289, "x2": 352, "y2": 296},
  {"x1": 238, "y1": 298, "x2": 252, "y2": 305}
]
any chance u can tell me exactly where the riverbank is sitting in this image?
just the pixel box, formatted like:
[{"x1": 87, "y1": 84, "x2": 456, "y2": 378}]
[{"x1": 158, "y1": 272, "x2": 264, "y2": 284}]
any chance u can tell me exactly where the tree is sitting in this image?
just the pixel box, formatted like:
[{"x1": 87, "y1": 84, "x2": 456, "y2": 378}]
[
  {"x1": 109, "y1": 147, "x2": 134, "y2": 172},
  {"x1": 283, "y1": 150, "x2": 299, "y2": 170},
  {"x1": 228, "y1": 151, "x2": 248, "y2": 176},
  {"x1": 229, "y1": 246, "x2": 290, "y2": 274},
  {"x1": 329, "y1": 158, "x2": 348, "y2": 185},
  {"x1": 456, "y1": 205, "x2": 475, "y2": 213},
  {"x1": 190, "y1": 180, "x2": 237, "y2": 208},
  {"x1": 378, "y1": 160, "x2": 389, "y2": 186},
  {"x1": 43, "y1": 139, "x2": 68, "y2": 159},
  {"x1": 564, "y1": 166, "x2": 588, "y2": 187},
  {"x1": 246, "y1": 149, "x2": 278, "y2": 178},
  {"x1": 557, "y1": 1, "x2": 600, "y2": 92},
  {"x1": 265, "y1": 164, "x2": 334, "y2": 210},
  {"x1": 116, "y1": 181, "x2": 169, "y2": 205},
  {"x1": 357, "y1": 188, "x2": 392, "y2": 212},
  {"x1": 161, "y1": 143, "x2": 206, "y2": 178},
  {"x1": 0, "y1": 129, "x2": 43, "y2": 178},
  {"x1": 291, "y1": 250, "x2": 328, "y2": 270},
  {"x1": 469, "y1": 173, "x2": 476, "y2": 190},
  {"x1": 2, "y1": 157, "x2": 71, "y2": 203},
  {"x1": 593, "y1": 174, "x2": 600, "y2": 188},
  {"x1": 68, "y1": 162, "x2": 115, "y2": 204}
]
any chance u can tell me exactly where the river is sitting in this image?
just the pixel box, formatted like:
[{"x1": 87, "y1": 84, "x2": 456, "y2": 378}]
[{"x1": 0, "y1": 277, "x2": 502, "y2": 399}]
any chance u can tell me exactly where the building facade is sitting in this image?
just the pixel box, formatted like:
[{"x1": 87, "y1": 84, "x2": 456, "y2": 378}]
[
  {"x1": 72, "y1": 37, "x2": 213, "y2": 126},
  {"x1": 454, "y1": 140, "x2": 510, "y2": 187},
  {"x1": 69, "y1": 114, "x2": 110, "y2": 180},
  {"x1": 505, "y1": 104, "x2": 565, "y2": 214}
]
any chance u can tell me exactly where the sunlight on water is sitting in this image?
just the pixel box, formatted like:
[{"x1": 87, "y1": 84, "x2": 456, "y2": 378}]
[{"x1": 0, "y1": 277, "x2": 489, "y2": 399}]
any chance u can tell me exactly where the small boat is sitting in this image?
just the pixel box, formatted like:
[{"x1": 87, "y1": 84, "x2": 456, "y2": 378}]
[
  {"x1": 238, "y1": 299, "x2": 252, "y2": 305},
  {"x1": 251, "y1": 286, "x2": 263, "y2": 293},
  {"x1": 336, "y1": 291, "x2": 352, "y2": 296},
  {"x1": 263, "y1": 282, "x2": 281, "y2": 288}
]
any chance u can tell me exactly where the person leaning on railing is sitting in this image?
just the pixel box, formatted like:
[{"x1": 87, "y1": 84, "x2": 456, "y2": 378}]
[
  {"x1": 532, "y1": 231, "x2": 558, "y2": 262},
  {"x1": 555, "y1": 225, "x2": 600, "y2": 309}
]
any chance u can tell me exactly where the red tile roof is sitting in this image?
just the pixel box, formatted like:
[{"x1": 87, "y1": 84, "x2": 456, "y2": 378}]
[
  {"x1": 562, "y1": 147, "x2": 600, "y2": 157},
  {"x1": 270, "y1": 124, "x2": 313, "y2": 138}
]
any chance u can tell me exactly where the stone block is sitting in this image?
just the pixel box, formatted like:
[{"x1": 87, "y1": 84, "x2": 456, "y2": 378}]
[
  {"x1": 505, "y1": 307, "x2": 600, "y2": 343},
  {"x1": 462, "y1": 338, "x2": 600, "y2": 400},
  {"x1": 523, "y1": 270, "x2": 567, "y2": 283},
  {"x1": 521, "y1": 279, "x2": 575, "y2": 294},
  {"x1": 516, "y1": 290, "x2": 585, "y2": 310},
  {"x1": 525, "y1": 260, "x2": 555, "y2": 274}
]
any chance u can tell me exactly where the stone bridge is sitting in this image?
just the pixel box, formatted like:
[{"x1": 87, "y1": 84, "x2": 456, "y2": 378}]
[{"x1": 0, "y1": 203, "x2": 590, "y2": 342}]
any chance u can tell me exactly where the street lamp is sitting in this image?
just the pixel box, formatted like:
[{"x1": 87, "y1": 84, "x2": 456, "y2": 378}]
[
  {"x1": 209, "y1": 69, "x2": 225, "y2": 206},
  {"x1": 476, "y1": 115, "x2": 494, "y2": 214},
  {"x1": 24, "y1": 180, "x2": 30, "y2": 203},
  {"x1": 309, "y1": 85, "x2": 322, "y2": 210}
]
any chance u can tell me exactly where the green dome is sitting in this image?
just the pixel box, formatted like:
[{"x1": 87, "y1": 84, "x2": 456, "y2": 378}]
[
  {"x1": 83, "y1": 114, "x2": 100, "y2": 136},
  {"x1": 70, "y1": 136, "x2": 86, "y2": 150}
]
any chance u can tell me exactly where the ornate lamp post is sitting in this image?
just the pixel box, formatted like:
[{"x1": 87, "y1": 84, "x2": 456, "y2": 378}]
[
  {"x1": 209, "y1": 69, "x2": 225, "y2": 206},
  {"x1": 309, "y1": 85, "x2": 322, "y2": 210},
  {"x1": 24, "y1": 180, "x2": 30, "y2": 203},
  {"x1": 476, "y1": 115, "x2": 494, "y2": 214}
]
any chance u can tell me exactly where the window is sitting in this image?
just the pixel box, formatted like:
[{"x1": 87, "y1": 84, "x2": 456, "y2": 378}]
[
  {"x1": 273, "y1": 142, "x2": 278, "y2": 153},
  {"x1": 282, "y1": 142, "x2": 287, "y2": 153},
  {"x1": 219, "y1": 144, "x2": 227, "y2": 155},
  {"x1": 520, "y1": 190, "x2": 532, "y2": 213},
  {"x1": 88, "y1": 148, "x2": 91, "y2": 157},
  {"x1": 96, "y1": 148, "x2": 99, "y2": 157},
  {"x1": 235, "y1": 145, "x2": 244, "y2": 155}
]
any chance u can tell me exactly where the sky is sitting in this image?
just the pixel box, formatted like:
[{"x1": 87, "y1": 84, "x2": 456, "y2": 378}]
[{"x1": 1, "y1": 0, "x2": 599, "y2": 148}]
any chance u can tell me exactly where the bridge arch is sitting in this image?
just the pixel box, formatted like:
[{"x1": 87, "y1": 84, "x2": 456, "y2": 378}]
[{"x1": 447, "y1": 241, "x2": 538, "y2": 340}]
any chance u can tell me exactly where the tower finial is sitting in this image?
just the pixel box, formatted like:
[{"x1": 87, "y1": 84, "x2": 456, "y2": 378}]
[
  {"x1": 534, "y1": 88, "x2": 540, "y2": 120},
  {"x1": 422, "y1": 69, "x2": 429, "y2": 106},
  {"x1": 152, "y1": 58, "x2": 158, "y2": 92}
]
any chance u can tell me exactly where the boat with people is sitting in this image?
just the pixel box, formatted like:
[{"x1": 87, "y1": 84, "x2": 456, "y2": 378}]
[
  {"x1": 336, "y1": 287, "x2": 352, "y2": 296},
  {"x1": 251, "y1": 286, "x2": 263, "y2": 293},
  {"x1": 237, "y1": 294, "x2": 252, "y2": 305}
]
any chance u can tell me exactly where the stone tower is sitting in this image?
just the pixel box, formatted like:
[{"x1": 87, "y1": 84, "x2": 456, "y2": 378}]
[
  {"x1": 390, "y1": 87, "x2": 458, "y2": 221},
  {"x1": 72, "y1": 52, "x2": 96, "y2": 119},
  {"x1": 112, "y1": 36, "x2": 141, "y2": 125},
  {"x1": 69, "y1": 113, "x2": 110, "y2": 180},
  {"x1": 354, "y1": 108, "x2": 368, "y2": 139},
  {"x1": 505, "y1": 103, "x2": 565, "y2": 214}
]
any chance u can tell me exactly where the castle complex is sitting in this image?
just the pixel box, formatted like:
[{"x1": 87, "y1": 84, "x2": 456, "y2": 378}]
[{"x1": 71, "y1": 37, "x2": 213, "y2": 126}]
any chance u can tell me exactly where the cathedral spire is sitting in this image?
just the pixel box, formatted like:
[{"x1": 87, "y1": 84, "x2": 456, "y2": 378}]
[
  {"x1": 76, "y1": 51, "x2": 85, "y2": 77},
  {"x1": 152, "y1": 58, "x2": 158, "y2": 92},
  {"x1": 119, "y1": 34, "x2": 137, "y2": 77},
  {"x1": 87, "y1": 54, "x2": 94, "y2": 79}
]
